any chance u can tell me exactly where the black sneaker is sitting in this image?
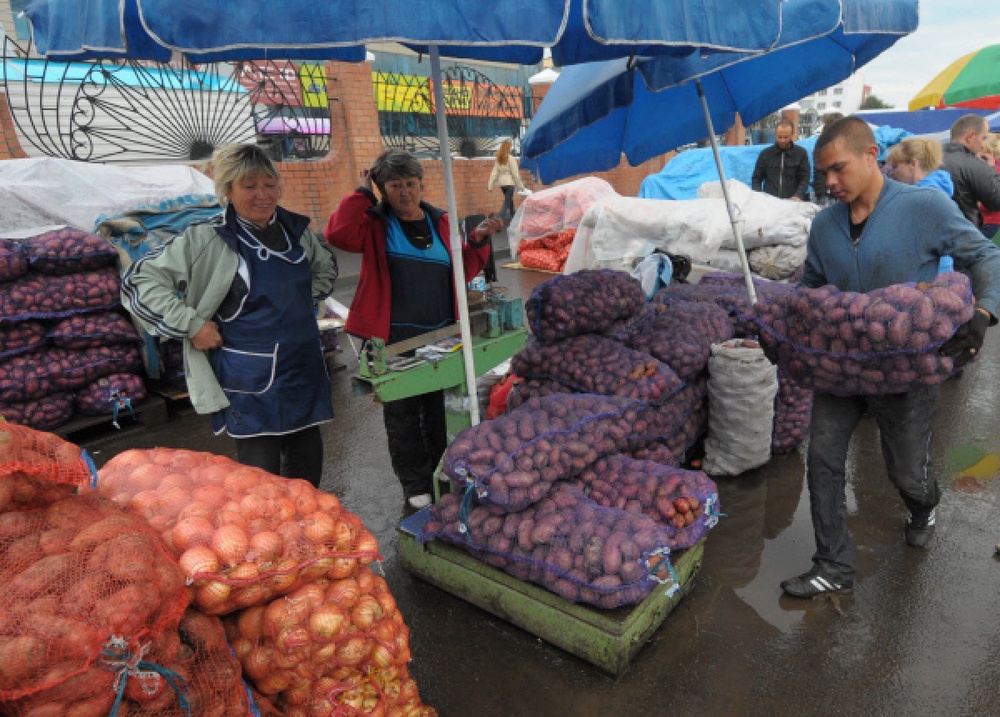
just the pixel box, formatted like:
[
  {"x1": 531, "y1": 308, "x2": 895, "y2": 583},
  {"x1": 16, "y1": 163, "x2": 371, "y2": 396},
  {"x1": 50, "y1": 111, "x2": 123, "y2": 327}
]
[
  {"x1": 781, "y1": 566, "x2": 854, "y2": 598},
  {"x1": 905, "y1": 508, "x2": 937, "y2": 549}
]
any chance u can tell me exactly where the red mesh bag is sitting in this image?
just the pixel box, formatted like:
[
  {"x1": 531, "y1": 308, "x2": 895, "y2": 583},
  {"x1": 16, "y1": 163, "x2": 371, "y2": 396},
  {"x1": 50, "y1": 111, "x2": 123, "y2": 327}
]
[
  {"x1": 0, "y1": 392, "x2": 74, "y2": 432},
  {"x1": 48, "y1": 311, "x2": 141, "y2": 349},
  {"x1": 422, "y1": 482, "x2": 677, "y2": 609},
  {"x1": 518, "y1": 247, "x2": 563, "y2": 272},
  {"x1": 0, "y1": 494, "x2": 190, "y2": 715},
  {"x1": 22, "y1": 227, "x2": 118, "y2": 275},
  {"x1": 225, "y1": 564, "x2": 436, "y2": 717},
  {"x1": 96, "y1": 448, "x2": 382, "y2": 615},
  {"x1": 0, "y1": 423, "x2": 95, "y2": 511}
]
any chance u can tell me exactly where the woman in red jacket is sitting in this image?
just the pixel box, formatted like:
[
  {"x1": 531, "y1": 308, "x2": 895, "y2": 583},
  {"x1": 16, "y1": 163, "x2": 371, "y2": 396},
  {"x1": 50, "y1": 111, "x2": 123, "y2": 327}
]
[{"x1": 326, "y1": 149, "x2": 502, "y2": 509}]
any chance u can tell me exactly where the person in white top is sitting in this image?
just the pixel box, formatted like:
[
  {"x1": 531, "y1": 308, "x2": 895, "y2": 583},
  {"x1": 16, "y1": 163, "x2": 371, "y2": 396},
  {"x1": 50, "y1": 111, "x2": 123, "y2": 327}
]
[{"x1": 487, "y1": 139, "x2": 525, "y2": 222}]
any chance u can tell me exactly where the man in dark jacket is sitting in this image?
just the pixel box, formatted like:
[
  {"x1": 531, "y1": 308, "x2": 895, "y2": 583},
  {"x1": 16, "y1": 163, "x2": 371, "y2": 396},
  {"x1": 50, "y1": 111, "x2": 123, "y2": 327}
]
[
  {"x1": 751, "y1": 119, "x2": 811, "y2": 200},
  {"x1": 941, "y1": 114, "x2": 1000, "y2": 233}
]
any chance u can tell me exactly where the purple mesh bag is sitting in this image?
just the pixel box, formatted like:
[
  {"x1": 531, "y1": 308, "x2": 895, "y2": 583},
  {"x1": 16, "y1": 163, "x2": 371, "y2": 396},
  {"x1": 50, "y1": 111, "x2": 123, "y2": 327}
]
[
  {"x1": 574, "y1": 454, "x2": 720, "y2": 550},
  {"x1": 48, "y1": 311, "x2": 141, "y2": 349},
  {"x1": 0, "y1": 267, "x2": 121, "y2": 323},
  {"x1": 0, "y1": 239, "x2": 28, "y2": 283},
  {"x1": 443, "y1": 393, "x2": 645, "y2": 512},
  {"x1": 74, "y1": 372, "x2": 147, "y2": 416},
  {"x1": 0, "y1": 321, "x2": 48, "y2": 361},
  {"x1": 421, "y1": 482, "x2": 679, "y2": 608},
  {"x1": 506, "y1": 377, "x2": 573, "y2": 410},
  {"x1": 772, "y1": 370, "x2": 813, "y2": 455},
  {"x1": 0, "y1": 392, "x2": 74, "y2": 431},
  {"x1": 511, "y1": 333, "x2": 683, "y2": 402},
  {"x1": 526, "y1": 269, "x2": 644, "y2": 344},
  {"x1": 0, "y1": 345, "x2": 142, "y2": 402},
  {"x1": 22, "y1": 227, "x2": 118, "y2": 275},
  {"x1": 753, "y1": 272, "x2": 974, "y2": 396}
]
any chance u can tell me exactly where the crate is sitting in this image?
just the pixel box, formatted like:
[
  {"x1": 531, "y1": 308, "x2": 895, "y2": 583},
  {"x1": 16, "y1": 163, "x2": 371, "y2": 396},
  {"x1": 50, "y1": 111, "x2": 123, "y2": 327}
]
[{"x1": 398, "y1": 508, "x2": 703, "y2": 675}]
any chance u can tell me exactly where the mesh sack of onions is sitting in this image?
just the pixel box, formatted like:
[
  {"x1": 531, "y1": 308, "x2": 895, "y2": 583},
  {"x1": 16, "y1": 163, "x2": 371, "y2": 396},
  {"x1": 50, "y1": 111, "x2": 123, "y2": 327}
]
[
  {"x1": 443, "y1": 393, "x2": 646, "y2": 512},
  {"x1": 771, "y1": 370, "x2": 813, "y2": 455},
  {"x1": 22, "y1": 227, "x2": 118, "y2": 275},
  {"x1": 753, "y1": 272, "x2": 975, "y2": 396},
  {"x1": 511, "y1": 333, "x2": 683, "y2": 402},
  {"x1": 526, "y1": 269, "x2": 644, "y2": 344},
  {"x1": 0, "y1": 423, "x2": 95, "y2": 511},
  {"x1": 610, "y1": 299, "x2": 735, "y2": 381},
  {"x1": 74, "y1": 372, "x2": 147, "y2": 416},
  {"x1": 422, "y1": 482, "x2": 677, "y2": 609},
  {"x1": 0, "y1": 494, "x2": 190, "y2": 716},
  {"x1": 47, "y1": 311, "x2": 141, "y2": 349},
  {"x1": 95, "y1": 448, "x2": 382, "y2": 615},
  {"x1": 0, "y1": 392, "x2": 74, "y2": 432},
  {"x1": 0, "y1": 321, "x2": 47, "y2": 361},
  {"x1": 574, "y1": 454, "x2": 720, "y2": 550},
  {"x1": 0, "y1": 238, "x2": 28, "y2": 282},
  {"x1": 225, "y1": 564, "x2": 436, "y2": 717},
  {"x1": 0, "y1": 267, "x2": 121, "y2": 323}
]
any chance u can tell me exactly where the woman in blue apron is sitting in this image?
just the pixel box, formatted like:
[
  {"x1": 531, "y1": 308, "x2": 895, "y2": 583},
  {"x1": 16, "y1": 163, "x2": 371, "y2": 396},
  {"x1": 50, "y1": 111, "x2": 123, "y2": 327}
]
[{"x1": 121, "y1": 144, "x2": 338, "y2": 486}]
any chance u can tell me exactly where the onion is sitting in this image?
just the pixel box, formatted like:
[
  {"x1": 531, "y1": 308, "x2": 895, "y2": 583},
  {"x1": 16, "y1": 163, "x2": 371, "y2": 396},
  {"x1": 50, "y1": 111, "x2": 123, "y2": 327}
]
[
  {"x1": 303, "y1": 512, "x2": 336, "y2": 544},
  {"x1": 210, "y1": 524, "x2": 249, "y2": 567},
  {"x1": 178, "y1": 545, "x2": 221, "y2": 579},
  {"x1": 177, "y1": 500, "x2": 217, "y2": 521},
  {"x1": 127, "y1": 489, "x2": 160, "y2": 516},
  {"x1": 229, "y1": 635, "x2": 253, "y2": 662},
  {"x1": 281, "y1": 682, "x2": 311, "y2": 707},
  {"x1": 307, "y1": 605, "x2": 346, "y2": 640},
  {"x1": 273, "y1": 497, "x2": 297, "y2": 522},
  {"x1": 231, "y1": 583, "x2": 267, "y2": 610},
  {"x1": 240, "y1": 493, "x2": 269, "y2": 517},
  {"x1": 326, "y1": 577, "x2": 359, "y2": 608},
  {"x1": 224, "y1": 467, "x2": 262, "y2": 494},
  {"x1": 326, "y1": 557, "x2": 357, "y2": 580},
  {"x1": 236, "y1": 605, "x2": 266, "y2": 640},
  {"x1": 351, "y1": 595, "x2": 383, "y2": 630},
  {"x1": 354, "y1": 532, "x2": 380, "y2": 556},
  {"x1": 370, "y1": 641, "x2": 397, "y2": 669},
  {"x1": 356, "y1": 568, "x2": 378, "y2": 595},
  {"x1": 249, "y1": 530, "x2": 284, "y2": 564},
  {"x1": 375, "y1": 591, "x2": 398, "y2": 618},
  {"x1": 300, "y1": 556, "x2": 335, "y2": 581},
  {"x1": 155, "y1": 485, "x2": 190, "y2": 515},
  {"x1": 191, "y1": 484, "x2": 228, "y2": 507},
  {"x1": 171, "y1": 517, "x2": 214, "y2": 553},
  {"x1": 335, "y1": 637, "x2": 371, "y2": 667},
  {"x1": 275, "y1": 625, "x2": 310, "y2": 652},
  {"x1": 194, "y1": 580, "x2": 232, "y2": 611},
  {"x1": 243, "y1": 645, "x2": 276, "y2": 681},
  {"x1": 316, "y1": 491, "x2": 342, "y2": 512},
  {"x1": 287, "y1": 582, "x2": 326, "y2": 607},
  {"x1": 331, "y1": 518, "x2": 356, "y2": 551}
]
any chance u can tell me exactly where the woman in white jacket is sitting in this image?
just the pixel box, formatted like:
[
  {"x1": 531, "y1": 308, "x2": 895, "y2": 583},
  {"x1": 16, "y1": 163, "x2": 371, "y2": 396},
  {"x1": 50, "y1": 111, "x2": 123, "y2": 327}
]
[{"x1": 487, "y1": 139, "x2": 524, "y2": 222}]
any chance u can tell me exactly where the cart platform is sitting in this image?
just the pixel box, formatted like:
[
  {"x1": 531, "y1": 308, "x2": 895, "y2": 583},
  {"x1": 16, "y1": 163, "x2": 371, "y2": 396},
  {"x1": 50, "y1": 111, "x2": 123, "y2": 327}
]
[{"x1": 398, "y1": 507, "x2": 703, "y2": 675}]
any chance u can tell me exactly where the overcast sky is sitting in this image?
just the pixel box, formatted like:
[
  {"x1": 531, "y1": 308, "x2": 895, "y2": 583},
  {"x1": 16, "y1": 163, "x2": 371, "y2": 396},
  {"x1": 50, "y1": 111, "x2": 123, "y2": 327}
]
[{"x1": 856, "y1": 0, "x2": 996, "y2": 110}]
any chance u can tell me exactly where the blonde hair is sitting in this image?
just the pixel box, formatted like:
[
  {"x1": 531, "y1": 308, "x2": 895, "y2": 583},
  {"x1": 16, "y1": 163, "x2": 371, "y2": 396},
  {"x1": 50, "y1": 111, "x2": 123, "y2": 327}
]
[
  {"x1": 886, "y1": 137, "x2": 942, "y2": 172},
  {"x1": 495, "y1": 140, "x2": 512, "y2": 165},
  {"x1": 210, "y1": 144, "x2": 280, "y2": 203},
  {"x1": 983, "y1": 133, "x2": 1000, "y2": 158}
]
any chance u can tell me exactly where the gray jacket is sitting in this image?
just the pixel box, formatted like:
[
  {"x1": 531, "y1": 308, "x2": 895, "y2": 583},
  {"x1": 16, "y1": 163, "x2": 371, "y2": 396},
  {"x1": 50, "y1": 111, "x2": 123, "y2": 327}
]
[{"x1": 940, "y1": 142, "x2": 1000, "y2": 228}]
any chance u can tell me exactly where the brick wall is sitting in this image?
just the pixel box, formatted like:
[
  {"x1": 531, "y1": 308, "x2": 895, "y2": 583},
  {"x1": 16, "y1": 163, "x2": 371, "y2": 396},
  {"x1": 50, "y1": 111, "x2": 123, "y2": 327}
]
[{"x1": 0, "y1": 62, "x2": 680, "y2": 228}]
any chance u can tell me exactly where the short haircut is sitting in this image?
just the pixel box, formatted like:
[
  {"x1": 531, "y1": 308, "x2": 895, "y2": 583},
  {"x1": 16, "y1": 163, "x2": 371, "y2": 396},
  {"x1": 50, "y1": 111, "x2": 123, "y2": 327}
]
[
  {"x1": 815, "y1": 116, "x2": 876, "y2": 157},
  {"x1": 210, "y1": 144, "x2": 279, "y2": 202},
  {"x1": 370, "y1": 148, "x2": 423, "y2": 192},
  {"x1": 776, "y1": 118, "x2": 796, "y2": 133},
  {"x1": 885, "y1": 137, "x2": 943, "y2": 172},
  {"x1": 822, "y1": 111, "x2": 845, "y2": 126},
  {"x1": 950, "y1": 114, "x2": 987, "y2": 141}
]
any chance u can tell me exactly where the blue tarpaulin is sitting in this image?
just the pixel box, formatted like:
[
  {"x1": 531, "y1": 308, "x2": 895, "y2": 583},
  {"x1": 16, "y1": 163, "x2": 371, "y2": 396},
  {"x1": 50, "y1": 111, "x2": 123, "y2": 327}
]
[
  {"x1": 853, "y1": 109, "x2": 1000, "y2": 136},
  {"x1": 638, "y1": 126, "x2": 913, "y2": 201}
]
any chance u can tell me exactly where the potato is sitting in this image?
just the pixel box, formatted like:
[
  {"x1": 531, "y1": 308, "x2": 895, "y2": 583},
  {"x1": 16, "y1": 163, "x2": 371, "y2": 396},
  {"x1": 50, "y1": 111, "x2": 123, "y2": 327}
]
[
  {"x1": 48, "y1": 312, "x2": 140, "y2": 349},
  {"x1": 0, "y1": 321, "x2": 48, "y2": 361},
  {"x1": 0, "y1": 238, "x2": 29, "y2": 282},
  {"x1": 22, "y1": 227, "x2": 118, "y2": 275},
  {"x1": 526, "y1": 270, "x2": 644, "y2": 344}
]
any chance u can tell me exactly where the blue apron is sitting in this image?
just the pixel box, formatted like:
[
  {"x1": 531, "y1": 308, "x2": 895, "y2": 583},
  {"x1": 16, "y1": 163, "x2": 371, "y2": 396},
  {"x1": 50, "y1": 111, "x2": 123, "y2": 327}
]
[{"x1": 210, "y1": 222, "x2": 333, "y2": 437}]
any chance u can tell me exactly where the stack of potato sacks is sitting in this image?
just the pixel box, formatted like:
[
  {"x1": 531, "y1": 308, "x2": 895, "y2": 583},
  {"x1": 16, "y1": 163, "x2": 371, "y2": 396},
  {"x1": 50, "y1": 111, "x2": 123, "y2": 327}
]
[
  {"x1": 0, "y1": 422, "x2": 436, "y2": 716},
  {"x1": 422, "y1": 269, "x2": 733, "y2": 609},
  {"x1": 0, "y1": 229, "x2": 147, "y2": 431}
]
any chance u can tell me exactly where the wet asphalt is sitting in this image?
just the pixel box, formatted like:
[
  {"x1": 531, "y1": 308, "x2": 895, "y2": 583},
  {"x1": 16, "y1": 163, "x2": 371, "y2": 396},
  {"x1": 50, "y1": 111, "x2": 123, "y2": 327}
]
[{"x1": 80, "y1": 259, "x2": 1000, "y2": 717}]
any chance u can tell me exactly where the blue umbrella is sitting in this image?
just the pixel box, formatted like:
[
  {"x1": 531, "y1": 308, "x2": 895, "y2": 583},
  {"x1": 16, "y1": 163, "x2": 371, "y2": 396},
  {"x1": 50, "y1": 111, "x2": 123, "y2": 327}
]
[
  {"x1": 21, "y1": 0, "x2": 788, "y2": 425},
  {"x1": 25, "y1": 0, "x2": 786, "y2": 64},
  {"x1": 521, "y1": 0, "x2": 917, "y2": 301}
]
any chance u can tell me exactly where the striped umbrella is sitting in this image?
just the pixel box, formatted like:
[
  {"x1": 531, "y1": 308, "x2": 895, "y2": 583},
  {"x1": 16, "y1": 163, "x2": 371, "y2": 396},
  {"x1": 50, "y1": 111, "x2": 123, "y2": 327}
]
[{"x1": 909, "y1": 44, "x2": 1000, "y2": 111}]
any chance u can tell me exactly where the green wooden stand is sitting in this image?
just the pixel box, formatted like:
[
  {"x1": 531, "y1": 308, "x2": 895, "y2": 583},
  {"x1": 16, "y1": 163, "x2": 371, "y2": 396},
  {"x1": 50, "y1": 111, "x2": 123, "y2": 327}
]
[{"x1": 398, "y1": 512, "x2": 703, "y2": 675}]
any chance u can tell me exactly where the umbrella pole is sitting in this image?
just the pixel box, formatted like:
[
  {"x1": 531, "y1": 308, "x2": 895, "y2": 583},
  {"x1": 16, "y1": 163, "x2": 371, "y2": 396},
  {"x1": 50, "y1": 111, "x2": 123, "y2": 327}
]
[
  {"x1": 696, "y1": 79, "x2": 758, "y2": 305},
  {"x1": 430, "y1": 46, "x2": 481, "y2": 426}
]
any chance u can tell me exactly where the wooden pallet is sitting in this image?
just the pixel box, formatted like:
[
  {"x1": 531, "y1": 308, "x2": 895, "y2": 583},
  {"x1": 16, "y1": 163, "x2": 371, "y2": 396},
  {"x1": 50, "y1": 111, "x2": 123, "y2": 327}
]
[{"x1": 53, "y1": 395, "x2": 170, "y2": 445}]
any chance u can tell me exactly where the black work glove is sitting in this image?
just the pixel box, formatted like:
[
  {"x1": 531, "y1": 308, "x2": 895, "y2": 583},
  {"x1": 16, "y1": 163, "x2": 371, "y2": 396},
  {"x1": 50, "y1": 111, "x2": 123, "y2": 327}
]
[
  {"x1": 939, "y1": 308, "x2": 990, "y2": 368},
  {"x1": 760, "y1": 336, "x2": 780, "y2": 365}
]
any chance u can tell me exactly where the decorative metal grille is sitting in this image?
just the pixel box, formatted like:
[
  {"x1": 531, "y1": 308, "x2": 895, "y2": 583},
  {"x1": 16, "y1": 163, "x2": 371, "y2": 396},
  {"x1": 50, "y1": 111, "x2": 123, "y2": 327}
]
[
  {"x1": 0, "y1": 34, "x2": 331, "y2": 164},
  {"x1": 374, "y1": 65, "x2": 530, "y2": 158}
]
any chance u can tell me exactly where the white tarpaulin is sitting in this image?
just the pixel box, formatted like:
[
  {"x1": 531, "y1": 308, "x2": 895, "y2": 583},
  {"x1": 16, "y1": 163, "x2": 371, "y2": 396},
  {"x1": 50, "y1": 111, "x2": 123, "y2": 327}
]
[{"x1": 0, "y1": 157, "x2": 215, "y2": 237}]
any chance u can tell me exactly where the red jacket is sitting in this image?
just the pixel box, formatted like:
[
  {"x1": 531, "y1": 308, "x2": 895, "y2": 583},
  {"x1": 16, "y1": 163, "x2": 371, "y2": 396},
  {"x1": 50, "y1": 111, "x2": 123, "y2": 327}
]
[{"x1": 325, "y1": 189, "x2": 490, "y2": 342}]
